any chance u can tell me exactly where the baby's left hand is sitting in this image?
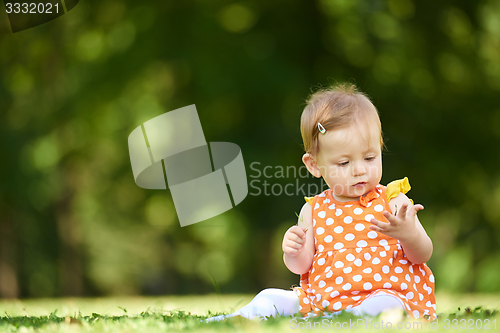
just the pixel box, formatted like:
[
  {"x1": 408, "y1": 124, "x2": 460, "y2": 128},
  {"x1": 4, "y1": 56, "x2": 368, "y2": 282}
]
[{"x1": 369, "y1": 203, "x2": 424, "y2": 242}]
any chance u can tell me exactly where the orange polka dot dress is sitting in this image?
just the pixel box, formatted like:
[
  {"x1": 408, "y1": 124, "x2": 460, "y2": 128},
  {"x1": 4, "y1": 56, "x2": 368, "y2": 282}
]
[{"x1": 294, "y1": 180, "x2": 436, "y2": 320}]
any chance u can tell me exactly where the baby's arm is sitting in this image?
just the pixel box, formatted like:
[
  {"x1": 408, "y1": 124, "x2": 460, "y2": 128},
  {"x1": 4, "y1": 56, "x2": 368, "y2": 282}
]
[
  {"x1": 369, "y1": 193, "x2": 433, "y2": 264},
  {"x1": 283, "y1": 202, "x2": 315, "y2": 275}
]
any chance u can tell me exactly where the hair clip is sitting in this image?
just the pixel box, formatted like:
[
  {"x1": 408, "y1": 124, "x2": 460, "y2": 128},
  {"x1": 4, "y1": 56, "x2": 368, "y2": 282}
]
[{"x1": 317, "y1": 122, "x2": 326, "y2": 134}]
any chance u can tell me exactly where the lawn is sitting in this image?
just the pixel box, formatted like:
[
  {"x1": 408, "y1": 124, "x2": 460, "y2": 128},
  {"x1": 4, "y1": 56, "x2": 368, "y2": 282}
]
[{"x1": 0, "y1": 293, "x2": 498, "y2": 332}]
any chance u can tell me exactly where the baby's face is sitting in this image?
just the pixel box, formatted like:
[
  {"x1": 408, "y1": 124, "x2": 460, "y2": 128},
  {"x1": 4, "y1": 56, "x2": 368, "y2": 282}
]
[{"x1": 315, "y1": 124, "x2": 382, "y2": 202}]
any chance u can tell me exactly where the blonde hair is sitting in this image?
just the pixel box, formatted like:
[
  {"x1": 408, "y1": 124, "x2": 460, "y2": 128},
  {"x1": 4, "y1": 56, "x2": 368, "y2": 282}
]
[{"x1": 300, "y1": 83, "x2": 384, "y2": 156}]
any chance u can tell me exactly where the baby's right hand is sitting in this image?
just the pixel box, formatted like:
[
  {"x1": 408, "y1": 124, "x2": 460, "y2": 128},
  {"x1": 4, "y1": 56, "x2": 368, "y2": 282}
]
[{"x1": 283, "y1": 226, "x2": 307, "y2": 257}]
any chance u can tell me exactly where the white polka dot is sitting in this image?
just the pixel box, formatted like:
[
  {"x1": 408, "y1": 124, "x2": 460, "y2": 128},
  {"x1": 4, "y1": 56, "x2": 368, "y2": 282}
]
[
  {"x1": 372, "y1": 257, "x2": 381, "y2": 264},
  {"x1": 319, "y1": 192, "x2": 325, "y2": 197},
  {"x1": 343, "y1": 267, "x2": 352, "y2": 274},
  {"x1": 355, "y1": 248, "x2": 362, "y2": 253},
  {"x1": 390, "y1": 276, "x2": 398, "y2": 282},
  {"x1": 401, "y1": 282, "x2": 408, "y2": 290},
  {"x1": 363, "y1": 282, "x2": 372, "y2": 290},
  {"x1": 319, "y1": 280, "x2": 326, "y2": 288},
  {"x1": 379, "y1": 251, "x2": 387, "y2": 257},
  {"x1": 343, "y1": 216, "x2": 353, "y2": 223},
  {"x1": 406, "y1": 292, "x2": 414, "y2": 300},
  {"x1": 342, "y1": 283, "x2": 352, "y2": 290},
  {"x1": 332, "y1": 301, "x2": 342, "y2": 310},
  {"x1": 344, "y1": 233, "x2": 355, "y2": 241},
  {"x1": 419, "y1": 293, "x2": 424, "y2": 301},
  {"x1": 351, "y1": 290, "x2": 360, "y2": 295},
  {"x1": 353, "y1": 208, "x2": 363, "y2": 215},
  {"x1": 340, "y1": 295, "x2": 348, "y2": 300},
  {"x1": 334, "y1": 226, "x2": 343, "y2": 233},
  {"x1": 335, "y1": 277, "x2": 343, "y2": 284},
  {"x1": 405, "y1": 274, "x2": 411, "y2": 282},
  {"x1": 374, "y1": 204, "x2": 384, "y2": 212},
  {"x1": 373, "y1": 273, "x2": 382, "y2": 282},
  {"x1": 412, "y1": 310, "x2": 420, "y2": 318},
  {"x1": 345, "y1": 204, "x2": 353, "y2": 207},
  {"x1": 357, "y1": 240, "x2": 368, "y2": 248},
  {"x1": 317, "y1": 258, "x2": 326, "y2": 266},
  {"x1": 415, "y1": 276, "x2": 421, "y2": 283},
  {"x1": 335, "y1": 209, "x2": 343, "y2": 216},
  {"x1": 429, "y1": 274, "x2": 435, "y2": 283},
  {"x1": 314, "y1": 203, "x2": 319, "y2": 210},
  {"x1": 318, "y1": 244, "x2": 324, "y2": 252},
  {"x1": 334, "y1": 242, "x2": 344, "y2": 250},
  {"x1": 316, "y1": 294, "x2": 321, "y2": 301},
  {"x1": 382, "y1": 266, "x2": 390, "y2": 274},
  {"x1": 328, "y1": 203, "x2": 335, "y2": 209},
  {"x1": 364, "y1": 252, "x2": 371, "y2": 260},
  {"x1": 314, "y1": 275, "x2": 320, "y2": 281},
  {"x1": 330, "y1": 290, "x2": 339, "y2": 298},
  {"x1": 426, "y1": 301, "x2": 431, "y2": 307},
  {"x1": 313, "y1": 219, "x2": 316, "y2": 227},
  {"x1": 363, "y1": 267, "x2": 372, "y2": 274},
  {"x1": 352, "y1": 275, "x2": 362, "y2": 282},
  {"x1": 379, "y1": 239, "x2": 388, "y2": 246},
  {"x1": 399, "y1": 260, "x2": 408, "y2": 264},
  {"x1": 326, "y1": 270, "x2": 333, "y2": 278},
  {"x1": 395, "y1": 267, "x2": 403, "y2": 274},
  {"x1": 354, "y1": 223, "x2": 365, "y2": 231},
  {"x1": 334, "y1": 261, "x2": 344, "y2": 268},
  {"x1": 367, "y1": 202, "x2": 372, "y2": 207},
  {"x1": 409, "y1": 266, "x2": 413, "y2": 273},
  {"x1": 352, "y1": 296, "x2": 361, "y2": 301},
  {"x1": 346, "y1": 254, "x2": 355, "y2": 261},
  {"x1": 354, "y1": 259, "x2": 362, "y2": 266},
  {"x1": 324, "y1": 235, "x2": 333, "y2": 243},
  {"x1": 316, "y1": 227, "x2": 325, "y2": 235},
  {"x1": 367, "y1": 231, "x2": 378, "y2": 239},
  {"x1": 326, "y1": 218, "x2": 334, "y2": 225},
  {"x1": 364, "y1": 214, "x2": 375, "y2": 222},
  {"x1": 318, "y1": 211, "x2": 326, "y2": 218},
  {"x1": 322, "y1": 300, "x2": 330, "y2": 308},
  {"x1": 323, "y1": 199, "x2": 330, "y2": 204},
  {"x1": 383, "y1": 283, "x2": 392, "y2": 288},
  {"x1": 325, "y1": 266, "x2": 331, "y2": 272},
  {"x1": 303, "y1": 297, "x2": 310, "y2": 304},
  {"x1": 325, "y1": 286, "x2": 333, "y2": 293},
  {"x1": 339, "y1": 249, "x2": 346, "y2": 253}
]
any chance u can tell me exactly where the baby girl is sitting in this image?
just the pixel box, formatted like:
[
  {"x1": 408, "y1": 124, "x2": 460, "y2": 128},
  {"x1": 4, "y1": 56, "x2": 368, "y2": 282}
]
[{"x1": 208, "y1": 83, "x2": 436, "y2": 321}]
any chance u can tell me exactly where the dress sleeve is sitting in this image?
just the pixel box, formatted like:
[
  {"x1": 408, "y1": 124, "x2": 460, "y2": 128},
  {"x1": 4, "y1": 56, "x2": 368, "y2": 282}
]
[
  {"x1": 304, "y1": 197, "x2": 314, "y2": 206},
  {"x1": 386, "y1": 177, "x2": 413, "y2": 204}
]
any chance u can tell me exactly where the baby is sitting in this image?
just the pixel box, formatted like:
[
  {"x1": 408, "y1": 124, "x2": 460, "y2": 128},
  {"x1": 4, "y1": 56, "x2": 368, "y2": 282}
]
[{"x1": 208, "y1": 83, "x2": 436, "y2": 321}]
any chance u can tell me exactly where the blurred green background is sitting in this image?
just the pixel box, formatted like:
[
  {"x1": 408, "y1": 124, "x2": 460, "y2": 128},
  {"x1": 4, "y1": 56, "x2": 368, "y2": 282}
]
[{"x1": 0, "y1": 0, "x2": 499, "y2": 299}]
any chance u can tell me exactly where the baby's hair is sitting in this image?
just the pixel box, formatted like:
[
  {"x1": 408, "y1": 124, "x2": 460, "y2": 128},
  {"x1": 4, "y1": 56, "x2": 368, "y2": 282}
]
[{"x1": 300, "y1": 82, "x2": 384, "y2": 156}]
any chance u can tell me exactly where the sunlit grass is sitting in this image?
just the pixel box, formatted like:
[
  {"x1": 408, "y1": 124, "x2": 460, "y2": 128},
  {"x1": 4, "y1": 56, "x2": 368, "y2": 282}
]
[{"x1": 0, "y1": 293, "x2": 498, "y2": 332}]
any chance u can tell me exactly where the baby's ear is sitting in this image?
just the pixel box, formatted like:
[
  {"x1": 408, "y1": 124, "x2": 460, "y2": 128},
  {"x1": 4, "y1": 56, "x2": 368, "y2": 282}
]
[{"x1": 302, "y1": 153, "x2": 322, "y2": 178}]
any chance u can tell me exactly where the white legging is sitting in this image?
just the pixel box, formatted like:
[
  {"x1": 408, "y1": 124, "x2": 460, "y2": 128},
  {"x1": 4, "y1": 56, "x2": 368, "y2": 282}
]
[{"x1": 207, "y1": 288, "x2": 405, "y2": 321}]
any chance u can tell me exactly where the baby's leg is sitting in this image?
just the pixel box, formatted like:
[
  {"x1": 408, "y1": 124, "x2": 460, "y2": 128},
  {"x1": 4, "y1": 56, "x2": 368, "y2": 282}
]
[
  {"x1": 349, "y1": 293, "x2": 405, "y2": 317},
  {"x1": 206, "y1": 288, "x2": 300, "y2": 321}
]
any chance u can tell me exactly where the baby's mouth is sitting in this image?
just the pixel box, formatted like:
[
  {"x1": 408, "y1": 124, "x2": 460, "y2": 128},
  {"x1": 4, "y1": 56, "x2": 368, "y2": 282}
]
[{"x1": 353, "y1": 182, "x2": 367, "y2": 187}]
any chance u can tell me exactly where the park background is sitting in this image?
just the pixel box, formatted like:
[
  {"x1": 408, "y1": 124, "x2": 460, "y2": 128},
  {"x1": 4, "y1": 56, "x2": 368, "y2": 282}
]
[{"x1": 0, "y1": 0, "x2": 499, "y2": 304}]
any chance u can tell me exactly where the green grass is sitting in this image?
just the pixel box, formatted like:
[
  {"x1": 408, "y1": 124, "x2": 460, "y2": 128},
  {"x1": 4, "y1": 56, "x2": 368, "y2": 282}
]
[{"x1": 0, "y1": 293, "x2": 498, "y2": 332}]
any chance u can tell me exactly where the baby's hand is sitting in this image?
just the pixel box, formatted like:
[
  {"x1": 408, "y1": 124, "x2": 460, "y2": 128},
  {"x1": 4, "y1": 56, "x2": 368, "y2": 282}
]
[
  {"x1": 369, "y1": 203, "x2": 424, "y2": 243},
  {"x1": 283, "y1": 226, "x2": 307, "y2": 257}
]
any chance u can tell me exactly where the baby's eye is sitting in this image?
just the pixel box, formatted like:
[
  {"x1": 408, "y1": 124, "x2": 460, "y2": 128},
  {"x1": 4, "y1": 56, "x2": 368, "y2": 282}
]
[
  {"x1": 365, "y1": 156, "x2": 375, "y2": 161},
  {"x1": 338, "y1": 161, "x2": 349, "y2": 166}
]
